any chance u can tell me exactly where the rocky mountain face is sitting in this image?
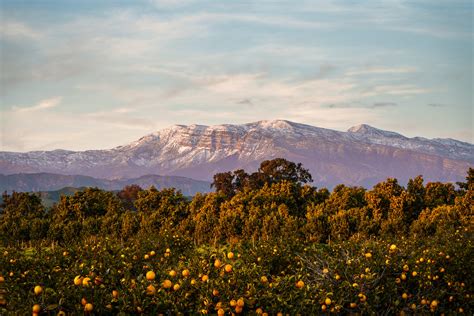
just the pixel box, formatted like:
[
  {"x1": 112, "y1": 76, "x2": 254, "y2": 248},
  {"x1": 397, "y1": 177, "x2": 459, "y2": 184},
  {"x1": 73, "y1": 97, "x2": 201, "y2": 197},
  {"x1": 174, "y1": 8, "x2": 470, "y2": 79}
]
[
  {"x1": 1, "y1": 120, "x2": 472, "y2": 189},
  {"x1": 0, "y1": 173, "x2": 211, "y2": 196}
]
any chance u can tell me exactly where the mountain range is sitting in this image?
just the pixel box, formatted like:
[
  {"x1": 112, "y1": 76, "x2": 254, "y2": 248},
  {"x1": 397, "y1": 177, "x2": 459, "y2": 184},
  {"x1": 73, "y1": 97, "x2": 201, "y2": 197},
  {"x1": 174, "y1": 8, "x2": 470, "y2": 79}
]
[
  {"x1": 0, "y1": 173, "x2": 211, "y2": 196},
  {"x1": 1, "y1": 120, "x2": 472, "y2": 190}
]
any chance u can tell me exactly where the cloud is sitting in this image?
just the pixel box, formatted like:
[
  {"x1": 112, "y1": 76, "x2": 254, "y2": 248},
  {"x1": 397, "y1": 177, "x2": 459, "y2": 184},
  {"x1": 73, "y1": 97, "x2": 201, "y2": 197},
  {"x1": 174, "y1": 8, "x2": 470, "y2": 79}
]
[
  {"x1": 236, "y1": 99, "x2": 254, "y2": 106},
  {"x1": 371, "y1": 102, "x2": 397, "y2": 108},
  {"x1": 427, "y1": 103, "x2": 445, "y2": 107},
  {"x1": 148, "y1": 0, "x2": 196, "y2": 8},
  {"x1": 346, "y1": 66, "x2": 417, "y2": 76},
  {"x1": 0, "y1": 20, "x2": 42, "y2": 40},
  {"x1": 12, "y1": 97, "x2": 62, "y2": 113},
  {"x1": 360, "y1": 85, "x2": 431, "y2": 97},
  {"x1": 322, "y1": 101, "x2": 397, "y2": 109}
]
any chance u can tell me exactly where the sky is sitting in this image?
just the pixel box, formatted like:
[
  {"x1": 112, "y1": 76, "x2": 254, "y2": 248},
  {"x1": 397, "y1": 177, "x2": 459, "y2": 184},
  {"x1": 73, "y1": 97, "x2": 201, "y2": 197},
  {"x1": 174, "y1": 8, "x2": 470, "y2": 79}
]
[{"x1": 0, "y1": 0, "x2": 472, "y2": 152}]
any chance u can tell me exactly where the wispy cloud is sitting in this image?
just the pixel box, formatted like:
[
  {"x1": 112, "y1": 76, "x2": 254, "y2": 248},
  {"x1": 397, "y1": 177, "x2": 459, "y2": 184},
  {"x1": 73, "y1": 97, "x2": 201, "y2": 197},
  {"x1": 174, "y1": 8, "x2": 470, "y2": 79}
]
[
  {"x1": 371, "y1": 102, "x2": 397, "y2": 108},
  {"x1": 12, "y1": 97, "x2": 62, "y2": 113},
  {"x1": 0, "y1": 20, "x2": 42, "y2": 40},
  {"x1": 346, "y1": 67, "x2": 417, "y2": 76}
]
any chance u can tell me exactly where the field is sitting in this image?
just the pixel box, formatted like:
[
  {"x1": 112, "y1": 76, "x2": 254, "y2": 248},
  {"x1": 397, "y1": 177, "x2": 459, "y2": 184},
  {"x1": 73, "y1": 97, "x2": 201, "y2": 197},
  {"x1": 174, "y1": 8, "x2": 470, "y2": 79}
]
[
  {"x1": 0, "y1": 161, "x2": 473, "y2": 314},
  {"x1": 1, "y1": 231, "x2": 472, "y2": 315}
]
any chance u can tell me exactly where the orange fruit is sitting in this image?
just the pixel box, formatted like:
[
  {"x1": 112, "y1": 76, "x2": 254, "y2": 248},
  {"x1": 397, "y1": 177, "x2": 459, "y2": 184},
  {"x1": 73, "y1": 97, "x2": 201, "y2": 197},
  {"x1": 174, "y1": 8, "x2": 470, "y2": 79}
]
[
  {"x1": 34, "y1": 285, "x2": 43, "y2": 295},
  {"x1": 146, "y1": 284, "x2": 156, "y2": 295},
  {"x1": 84, "y1": 303, "x2": 93, "y2": 312},
  {"x1": 162, "y1": 279, "x2": 172, "y2": 289},
  {"x1": 82, "y1": 277, "x2": 92, "y2": 287},
  {"x1": 146, "y1": 271, "x2": 156, "y2": 281},
  {"x1": 32, "y1": 304, "x2": 41, "y2": 313},
  {"x1": 74, "y1": 276, "x2": 82, "y2": 286}
]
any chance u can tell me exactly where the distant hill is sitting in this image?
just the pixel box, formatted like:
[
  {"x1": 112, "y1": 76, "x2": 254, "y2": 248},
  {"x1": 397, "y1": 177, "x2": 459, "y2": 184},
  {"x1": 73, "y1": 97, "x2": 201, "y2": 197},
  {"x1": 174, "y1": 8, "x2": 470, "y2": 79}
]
[
  {"x1": 0, "y1": 173, "x2": 212, "y2": 196},
  {"x1": 37, "y1": 187, "x2": 83, "y2": 208},
  {"x1": 0, "y1": 120, "x2": 472, "y2": 188}
]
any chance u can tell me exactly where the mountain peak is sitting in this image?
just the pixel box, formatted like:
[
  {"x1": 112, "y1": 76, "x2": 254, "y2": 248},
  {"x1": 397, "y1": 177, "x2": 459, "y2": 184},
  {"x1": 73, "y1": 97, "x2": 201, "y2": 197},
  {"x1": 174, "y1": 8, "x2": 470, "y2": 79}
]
[
  {"x1": 347, "y1": 124, "x2": 404, "y2": 138},
  {"x1": 252, "y1": 119, "x2": 295, "y2": 129},
  {"x1": 347, "y1": 124, "x2": 376, "y2": 133}
]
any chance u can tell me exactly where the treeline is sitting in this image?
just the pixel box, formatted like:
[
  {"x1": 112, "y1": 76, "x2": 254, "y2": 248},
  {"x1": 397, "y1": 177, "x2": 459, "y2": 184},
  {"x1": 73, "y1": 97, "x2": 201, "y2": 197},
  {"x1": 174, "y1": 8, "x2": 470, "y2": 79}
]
[{"x1": 0, "y1": 159, "x2": 472, "y2": 245}]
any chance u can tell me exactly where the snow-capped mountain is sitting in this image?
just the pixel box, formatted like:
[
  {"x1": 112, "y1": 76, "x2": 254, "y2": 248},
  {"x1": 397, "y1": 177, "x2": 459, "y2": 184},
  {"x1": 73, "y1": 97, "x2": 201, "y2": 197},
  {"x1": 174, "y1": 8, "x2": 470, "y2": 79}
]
[
  {"x1": 347, "y1": 124, "x2": 472, "y2": 162},
  {"x1": 1, "y1": 120, "x2": 472, "y2": 188}
]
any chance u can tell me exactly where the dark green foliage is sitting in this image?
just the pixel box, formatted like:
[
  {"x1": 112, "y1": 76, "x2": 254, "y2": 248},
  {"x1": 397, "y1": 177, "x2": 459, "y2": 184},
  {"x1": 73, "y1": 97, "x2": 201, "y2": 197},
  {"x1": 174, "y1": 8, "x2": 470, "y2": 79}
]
[{"x1": 0, "y1": 160, "x2": 472, "y2": 246}]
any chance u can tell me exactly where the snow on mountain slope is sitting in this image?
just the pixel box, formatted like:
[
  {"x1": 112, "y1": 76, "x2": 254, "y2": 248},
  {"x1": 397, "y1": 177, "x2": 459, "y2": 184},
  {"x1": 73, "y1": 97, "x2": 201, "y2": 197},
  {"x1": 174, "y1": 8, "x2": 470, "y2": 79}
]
[
  {"x1": 347, "y1": 124, "x2": 473, "y2": 162},
  {"x1": 0, "y1": 120, "x2": 472, "y2": 188}
]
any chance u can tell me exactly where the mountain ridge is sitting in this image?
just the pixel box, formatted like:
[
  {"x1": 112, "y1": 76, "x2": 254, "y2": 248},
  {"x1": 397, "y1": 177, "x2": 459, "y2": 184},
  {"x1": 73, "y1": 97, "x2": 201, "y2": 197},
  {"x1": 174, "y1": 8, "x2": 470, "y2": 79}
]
[
  {"x1": 0, "y1": 120, "x2": 472, "y2": 188},
  {"x1": 0, "y1": 173, "x2": 211, "y2": 196}
]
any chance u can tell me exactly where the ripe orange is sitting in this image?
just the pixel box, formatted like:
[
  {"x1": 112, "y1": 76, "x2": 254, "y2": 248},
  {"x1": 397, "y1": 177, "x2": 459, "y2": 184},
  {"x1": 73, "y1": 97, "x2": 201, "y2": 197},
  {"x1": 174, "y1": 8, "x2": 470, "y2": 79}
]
[
  {"x1": 84, "y1": 303, "x2": 93, "y2": 312},
  {"x1": 182, "y1": 269, "x2": 190, "y2": 277},
  {"x1": 261, "y1": 276, "x2": 268, "y2": 283},
  {"x1": 112, "y1": 290, "x2": 119, "y2": 299},
  {"x1": 201, "y1": 275, "x2": 209, "y2": 282},
  {"x1": 224, "y1": 264, "x2": 232, "y2": 273},
  {"x1": 227, "y1": 252, "x2": 234, "y2": 259},
  {"x1": 162, "y1": 279, "x2": 172, "y2": 289},
  {"x1": 74, "y1": 275, "x2": 82, "y2": 286},
  {"x1": 296, "y1": 280, "x2": 304, "y2": 289},
  {"x1": 34, "y1": 285, "x2": 43, "y2": 295},
  {"x1": 236, "y1": 298, "x2": 245, "y2": 307},
  {"x1": 32, "y1": 304, "x2": 41, "y2": 313},
  {"x1": 214, "y1": 259, "x2": 222, "y2": 268},
  {"x1": 82, "y1": 277, "x2": 92, "y2": 287},
  {"x1": 146, "y1": 271, "x2": 156, "y2": 281},
  {"x1": 325, "y1": 297, "x2": 332, "y2": 305},
  {"x1": 173, "y1": 283, "x2": 180, "y2": 291},
  {"x1": 146, "y1": 284, "x2": 156, "y2": 295},
  {"x1": 169, "y1": 270, "x2": 177, "y2": 277}
]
